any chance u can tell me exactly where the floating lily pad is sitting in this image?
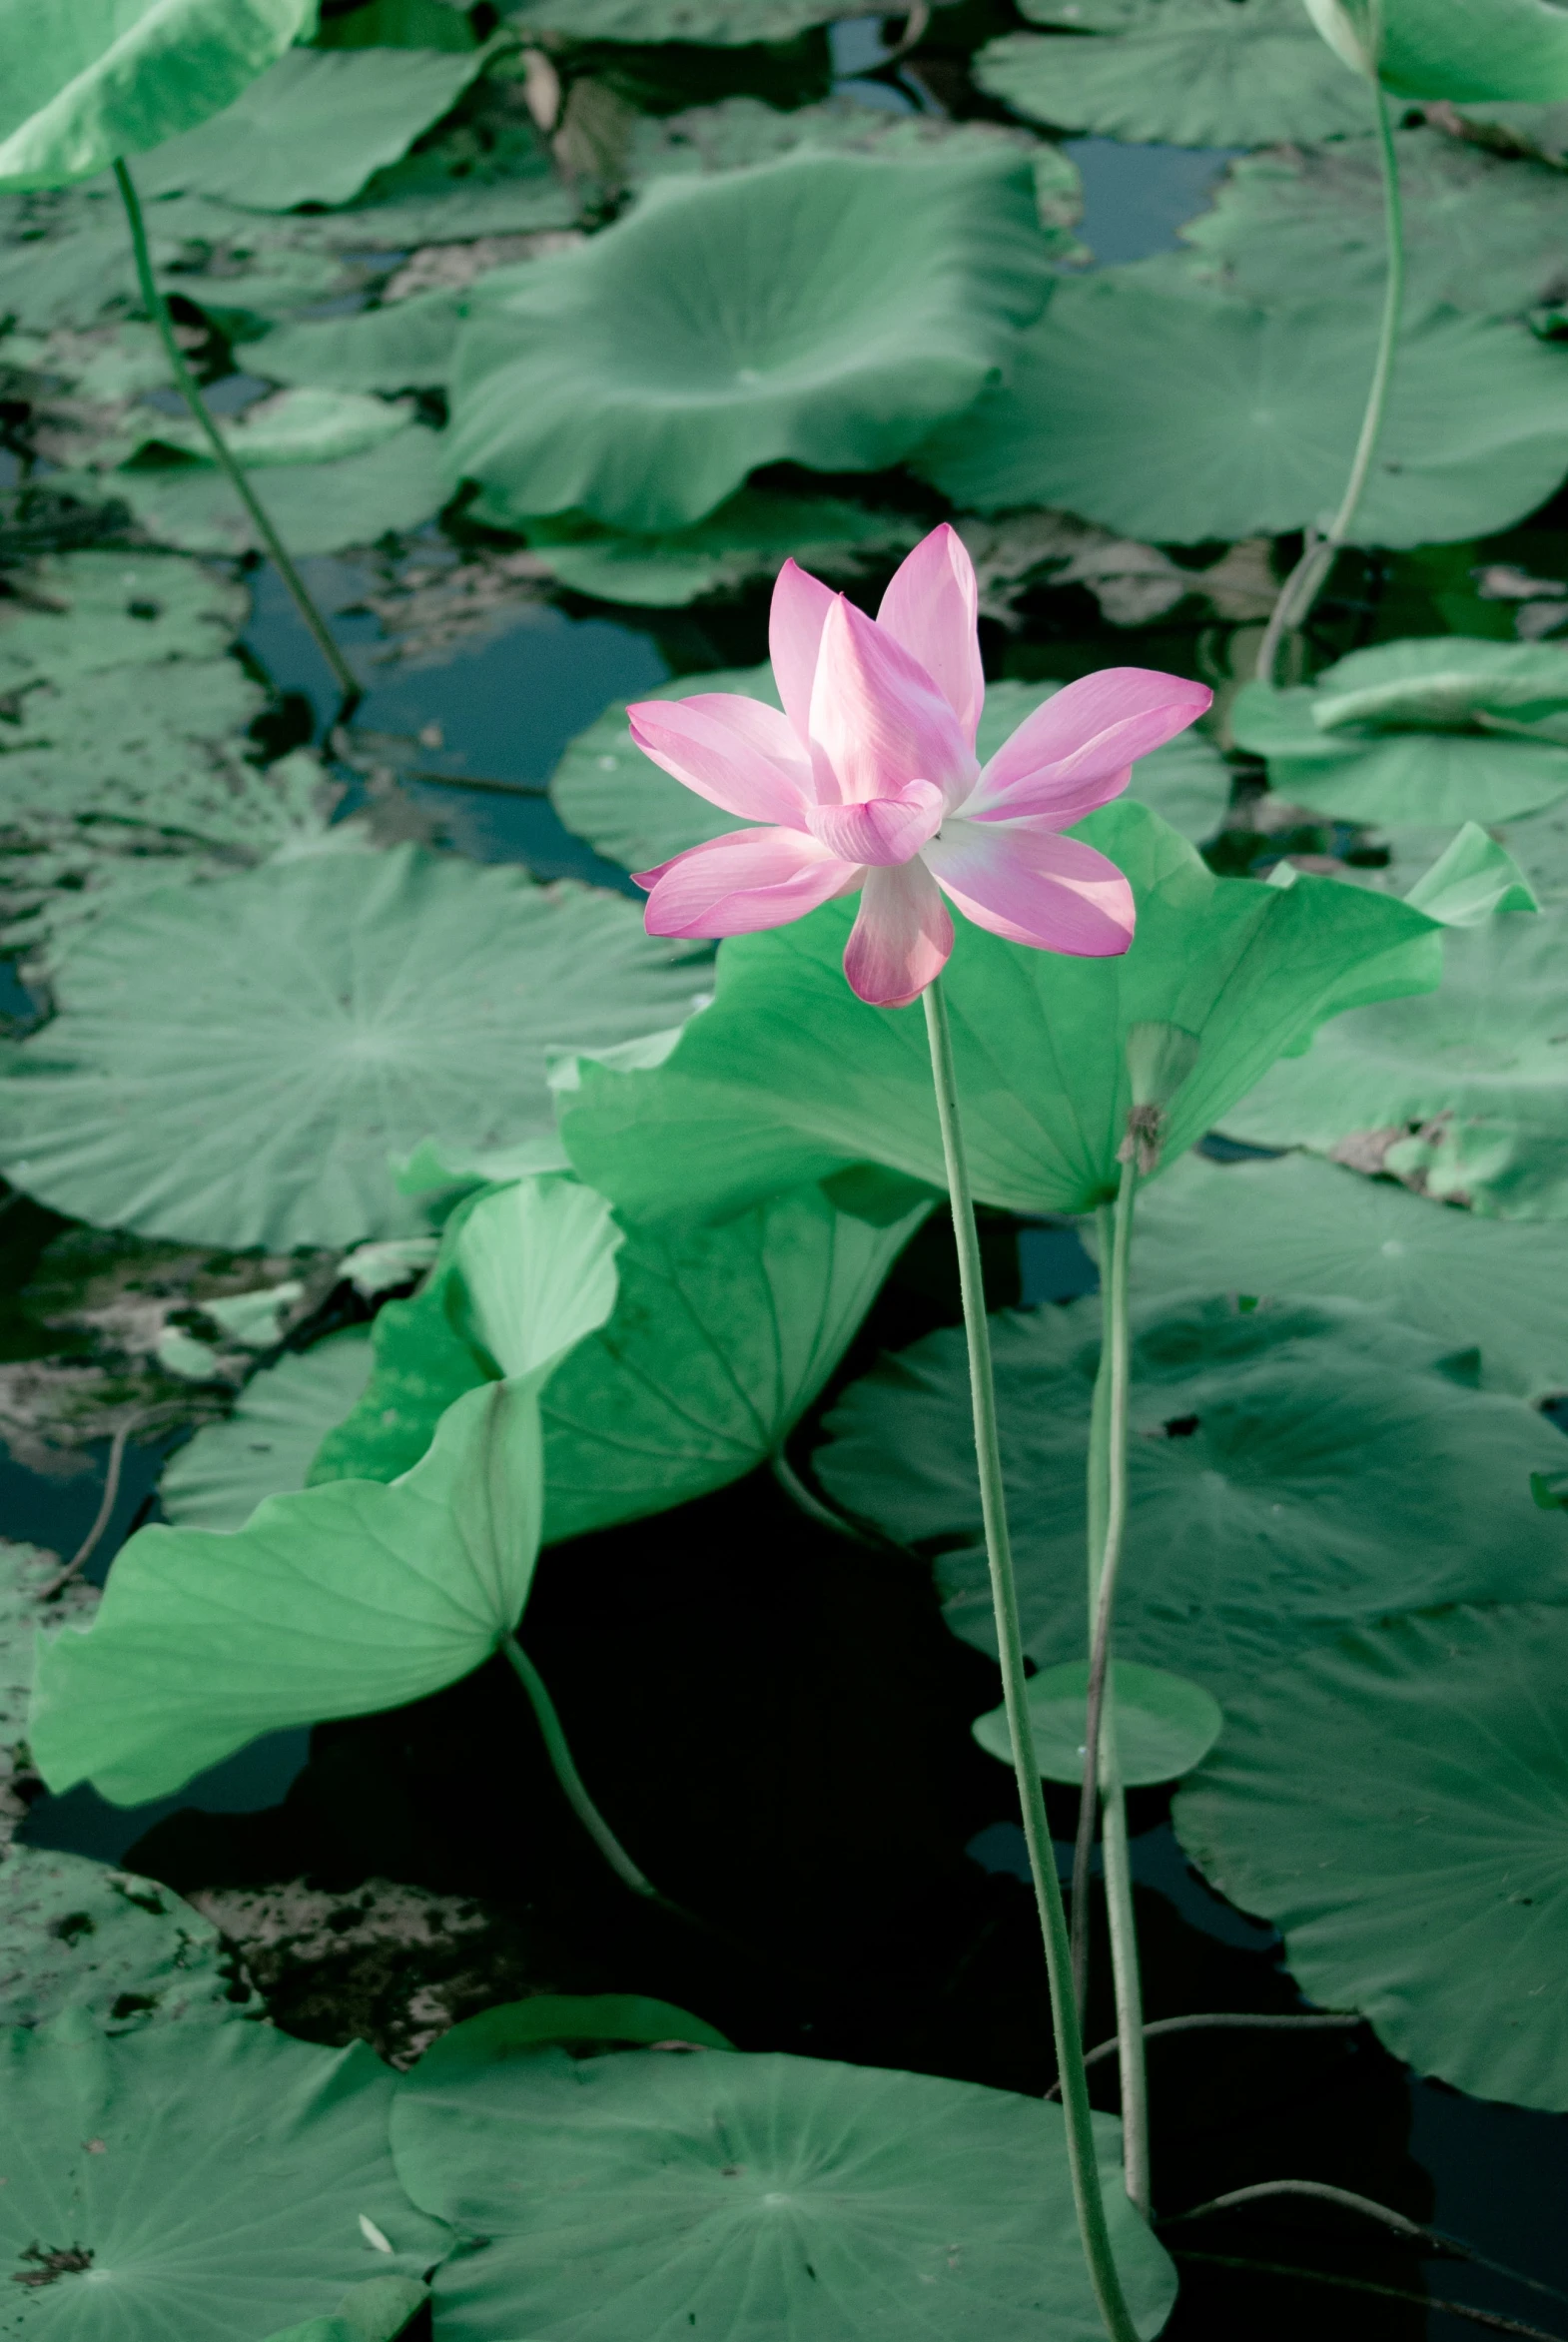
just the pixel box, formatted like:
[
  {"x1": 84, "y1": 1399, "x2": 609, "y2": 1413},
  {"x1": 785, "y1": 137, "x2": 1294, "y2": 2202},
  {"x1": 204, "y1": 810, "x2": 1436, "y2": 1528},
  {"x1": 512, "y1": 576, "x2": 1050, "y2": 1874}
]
[
  {"x1": 0, "y1": 659, "x2": 271, "y2": 840},
  {"x1": 973, "y1": 1658, "x2": 1223, "y2": 1787},
  {"x1": 160, "y1": 1331, "x2": 375, "y2": 1532},
  {"x1": 557, "y1": 798, "x2": 1438, "y2": 1226},
  {"x1": 1183, "y1": 129, "x2": 1568, "y2": 318},
  {"x1": 1175, "y1": 1603, "x2": 1568, "y2": 2111},
  {"x1": 0, "y1": 551, "x2": 247, "y2": 686},
  {"x1": 137, "y1": 43, "x2": 490, "y2": 211},
  {"x1": 444, "y1": 148, "x2": 1054, "y2": 532},
  {"x1": 1222, "y1": 904, "x2": 1568, "y2": 1219},
  {"x1": 0, "y1": 0, "x2": 314, "y2": 192},
  {"x1": 0, "y1": 846, "x2": 704, "y2": 1249},
  {"x1": 1130, "y1": 1149, "x2": 1568, "y2": 1398},
  {"x1": 30, "y1": 1181, "x2": 620, "y2": 1805},
  {"x1": 392, "y1": 2023, "x2": 1175, "y2": 2342},
  {"x1": 918, "y1": 264, "x2": 1568, "y2": 549},
  {"x1": 264, "y1": 2277, "x2": 430, "y2": 2342},
  {"x1": 0, "y1": 1845, "x2": 255, "y2": 2032},
  {"x1": 502, "y1": 0, "x2": 848, "y2": 38},
  {"x1": 1231, "y1": 639, "x2": 1568, "y2": 825},
  {"x1": 0, "y1": 2014, "x2": 445, "y2": 2334},
  {"x1": 310, "y1": 1171, "x2": 932, "y2": 1539},
  {"x1": 92, "y1": 426, "x2": 450, "y2": 556},
  {"x1": 515, "y1": 490, "x2": 922, "y2": 607},
  {"x1": 813, "y1": 1294, "x2": 1568, "y2": 1706},
  {"x1": 132, "y1": 388, "x2": 414, "y2": 469},
  {"x1": 977, "y1": 0, "x2": 1369, "y2": 147},
  {"x1": 242, "y1": 292, "x2": 464, "y2": 393}
]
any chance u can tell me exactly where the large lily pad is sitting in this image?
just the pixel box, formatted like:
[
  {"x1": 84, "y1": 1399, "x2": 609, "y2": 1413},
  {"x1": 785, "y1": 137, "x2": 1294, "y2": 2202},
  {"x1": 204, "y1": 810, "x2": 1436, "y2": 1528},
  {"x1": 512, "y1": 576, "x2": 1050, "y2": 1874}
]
[
  {"x1": 0, "y1": 1845, "x2": 254, "y2": 2033},
  {"x1": 917, "y1": 264, "x2": 1568, "y2": 549},
  {"x1": 392, "y1": 2021, "x2": 1175, "y2": 2342},
  {"x1": 1130, "y1": 1148, "x2": 1568, "y2": 1399},
  {"x1": 0, "y1": 2014, "x2": 444, "y2": 2334},
  {"x1": 310, "y1": 1172, "x2": 931, "y2": 1539},
  {"x1": 161, "y1": 1330, "x2": 375, "y2": 1532},
  {"x1": 0, "y1": 845, "x2": 704, "y2": 1249},
  {"x1": 1175, "y1": 1603, "x2": 1568, "y2": 2111},
  {"x1": 0, "y1": 0, "x2": 314, "y2": 192},
  {"x1": 443, "y1": 148, "x2": 1054, "y2": 533},
  {"x1": 0, "y1": 550, "x2": 247, "y2": 686},
  {"x1": 136, "y1": 43, "x2": 490, "y2": 211},
  {"x1": 264, "y1": 2278, "x2": 430, "y2": 2342},
  {"x1": 552, "y1": 671, "x2": 1232, "y2": 876},
  {"x1": 557, "y1": 798, "x2": 1438, "y2": 1227},
  {"x1": 812, "y1": 1293, "x2": 1568, "y2": 1707},
  {"x1": 977, "y1": 0, "x2": 1370, "y2": 148},
  {"x1": 30, "y1": 1180, "x2": 620, "y2": 1805},
  {"x1": 1231, "y1": 639, "x2": 1568, "y2": 826},
  {"x1": 515, "y1": 490, "x2": 922, "y2": 608},
  {"x1": 1183, "y1": 129, "x2": 1568, "y2": 319},
  {"x1": 90, "y1": 426, "x2": 450, "y2": 556},
  {"x1": 0, "y1": 659, "x2": 271, "y2": 841},
  {"x1": 241, "y1": 291, "x2": 465, "y2": 393},
  {"x1": 1222, "y1": 904, "x2": 1568, "y2": 1220}
]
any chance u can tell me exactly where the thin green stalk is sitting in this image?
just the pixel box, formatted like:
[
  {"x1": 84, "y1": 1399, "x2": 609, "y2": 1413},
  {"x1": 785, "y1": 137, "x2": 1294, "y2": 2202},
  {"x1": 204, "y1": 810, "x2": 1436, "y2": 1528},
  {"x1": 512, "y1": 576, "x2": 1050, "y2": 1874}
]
[
  {"x1": 114, "y1": 158, "x2": 361, "y2": 710},
  {"x1": 501, "y1": 1634, "x2": 661, "y2": 1903},
  {"x1": 1099, "y1": 1720, "x2": 1150, "y2": 2217},
  {"x1": 1071, "y1": 1203, "x2": 1115, "y2": 2015},
  {"x1": 1255, "y1": 71, "x2": 1403, "y2": 685},
  {"x1": 921, "y1": 977, "x2": 1142, "y2": 2342}
]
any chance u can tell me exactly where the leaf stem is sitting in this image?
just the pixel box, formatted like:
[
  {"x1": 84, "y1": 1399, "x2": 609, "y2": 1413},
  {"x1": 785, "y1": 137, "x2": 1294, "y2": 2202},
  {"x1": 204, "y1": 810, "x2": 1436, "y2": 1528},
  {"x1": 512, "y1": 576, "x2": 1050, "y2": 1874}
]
[
  {"x1": 113, "y1": 158, "x2": 361, "y2": 712},
  {"x1": 1074, "y1": 1158, "x2": 1149, "y2": 2212},
  {"x1": 501, "y1": 1634, "x2": 660, "y2": 1902},
  {"x1": 921, "y1": 976, "x2": 1142, "y2": 2342},
  {"x1": 1254, "y1": 72, "x2": 1403, "y2": 685}
]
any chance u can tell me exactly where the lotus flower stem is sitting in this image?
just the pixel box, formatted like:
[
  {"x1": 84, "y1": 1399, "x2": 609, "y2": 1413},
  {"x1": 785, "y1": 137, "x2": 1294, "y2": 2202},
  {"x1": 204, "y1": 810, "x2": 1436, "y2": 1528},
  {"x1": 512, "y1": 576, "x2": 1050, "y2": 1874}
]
[
  {"x1": 502, "y1": 1634, "x2": 662, "y2": 1903},
  {"x1": 1255, "y1": 71, "x2": 1403, "y2": 684},
  {"x1": 1073, "y1": 1163, "x2": 1151, "y2": 2215},
  {"x1": 114, "y1": 159, "x2": 361, "y2": 711},
  {"x1": 922, "y1": 975, "x2": 1143, "y2": 2342}
]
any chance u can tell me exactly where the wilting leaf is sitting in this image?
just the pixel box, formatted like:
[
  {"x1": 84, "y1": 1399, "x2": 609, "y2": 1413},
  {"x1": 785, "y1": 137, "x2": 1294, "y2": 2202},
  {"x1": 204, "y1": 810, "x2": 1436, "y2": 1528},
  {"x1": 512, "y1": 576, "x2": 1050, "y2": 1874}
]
[
  {"x1": 391, "y1": 2018, "x2": 1175, "y2": 2341},
  {"x1": 1175, "y1": 1603, "x2": 1568, "y2": 2111}
]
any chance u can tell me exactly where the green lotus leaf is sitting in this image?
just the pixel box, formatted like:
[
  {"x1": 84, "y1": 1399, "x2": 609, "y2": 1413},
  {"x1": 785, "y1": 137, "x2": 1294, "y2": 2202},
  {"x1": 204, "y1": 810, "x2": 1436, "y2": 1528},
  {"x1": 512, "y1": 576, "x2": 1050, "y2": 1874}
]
[
  {"x1": 812, "y1": 1293, "x2": 1568, "y2": 1706},
  {"x1": 977, "y1": 0, "x2": 1369, "y2": 148},
  {"x1": 443, "y1": 149, "x2": 1055, "y2": 533},
  {"x1": 1308, "y1": 0, "x2": 1568, "y2": 100},
  {"x1": 1399, "y1": 822, "x2": 1540, "y2": 924},
  {"x1": 136, "y1": 43, "x2": 491, "y2": 211},
  {"x1": 241, "y1": 290, "x2": 465, "y2": 392},
  {"x1": 264, "y1": 2277, "x2": 430, "y2": 2342},
  {"x1": 29, "y1": 1178, "x2": 620, "y2": 1805},
  {"x1": 82, "y1": 425, "x2": 450, "y2": 556},
  {"x1": 1182, "y1": 129, "x2": 1568, "y2": 319},
  {"x1": 0, "y1": 659, "x2": 274, "y2": 842},
  {"x1": 315, "y1": 0, "x2": 476, "y2": 46},
  {"x1": 1494, "y1": 795, "x2": 1568, "y2": 907},
  {"x1": 0, "y1": 0, "x2": 315, "y2": 193},
  {"x1": 0, "y1": 845, "x2": 704, "y2": 1249},
  {"x1": 0, "y1": 1845, "x2": 255, "y2": 2032},
  {"x1": 1231, "y1": 638, "x2": 1568, "y2": 825},
  {"x1": 391, "y1": 2024, "x2": 1175, "y2": 2342},
  {"x1": 502, "y1": 0, "x2": 849, "y2": 39},
  {"x1": 161, "y1": 1331, "x2": 375, "y2": 1532},
  {"x1": 130, "y1": 387, "x2": 413, "y2": 468},
  {"x1": 1129, "y1": 1148, "x2": 1568, "y2": 1398},
  {"x1": 310, "y1": 1171, "x2": 932, "y2": 1541},
  {"x1": 1438, "y1": 98, "x2": 1568, "y2": 167},
  {"x1": 551, "y1": 671, "x2": 1232, "y2": 877},
  {"x1": 432, "y1": 1996, "x2": 735, "y2": 2056},
  {"x1": 1175, "y1": 1603, "x2": 1568, "y2": 2110},
  {"x1": 917, "y1": 264, "x2": 1568, "y2": 549},
  {"x1": 0, "y1": 550, "x2": 247, "y2": 687},
  {"x1": 973, "y1": 1658, "x2": 1222, "y2": 1788},
  {"x1": 0, "y1": 2014, "x2": 446, "y2": 2335},
  {"x1": 514, "y1": 489, "x2": 922, "y2": 608},
  {"x1": 1222, "y1": 904, "x2": 1568, "y2": 1219},
  {"x1": 0, "y1": 1539, "x2": 96, "y2": 1771},
  {"x1": 556, "y1": 798, "x2": 1438, "y2": 1227}
]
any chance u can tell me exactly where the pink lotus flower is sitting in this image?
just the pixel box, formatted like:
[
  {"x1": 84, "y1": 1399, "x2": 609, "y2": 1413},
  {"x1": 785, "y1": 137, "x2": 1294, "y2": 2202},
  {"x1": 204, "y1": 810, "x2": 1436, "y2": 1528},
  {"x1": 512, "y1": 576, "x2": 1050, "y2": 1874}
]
[{"x1": 629, "y1": 525, "x2": 1212, "y2": 1009}]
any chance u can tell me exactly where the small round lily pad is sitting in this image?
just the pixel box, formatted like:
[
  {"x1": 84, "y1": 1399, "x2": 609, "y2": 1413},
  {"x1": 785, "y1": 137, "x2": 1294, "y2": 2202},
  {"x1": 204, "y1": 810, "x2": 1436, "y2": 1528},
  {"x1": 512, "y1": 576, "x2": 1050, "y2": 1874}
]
[{"x1": 974, "y1": 1659, "x2": 1223, "y2": 1786}]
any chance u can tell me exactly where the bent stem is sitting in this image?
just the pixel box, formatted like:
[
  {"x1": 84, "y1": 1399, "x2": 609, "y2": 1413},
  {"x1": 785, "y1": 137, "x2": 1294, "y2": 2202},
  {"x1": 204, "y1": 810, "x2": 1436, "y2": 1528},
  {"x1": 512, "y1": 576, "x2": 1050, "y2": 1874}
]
[
  {"x1": 114, "y1": 158, "x2": 361, "y2": 711},
  {"x1": 1074, "y1": 1160, "x2": 1150, "y2": 2214},
  {"x1": 501, "y1": 1634, "x2": 661, "y2": 1903},
  {"x1": 921, "y1": 977, "x2": 1143, "y2": 2342},
  {"x1": 1254, "y1": 70, "x2": 1403, "y2": 684}
]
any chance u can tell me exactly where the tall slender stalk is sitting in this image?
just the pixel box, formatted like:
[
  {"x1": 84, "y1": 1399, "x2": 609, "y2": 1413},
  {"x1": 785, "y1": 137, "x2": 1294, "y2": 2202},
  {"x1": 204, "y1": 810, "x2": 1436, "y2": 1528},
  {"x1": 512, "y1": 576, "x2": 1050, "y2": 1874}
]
[
  {"x1": 114, "y1": 158, "x2": 361, "y2": 709},
  {"x1": 501, "y1": 1634, "x2": 661, "y2": 1902},
  {"x1": 922, "y1": 977, "x2": 1143, "y2": 2342},
  {"x1": 1254, "y1": 72, "x2": 1403, "y2": 685}
]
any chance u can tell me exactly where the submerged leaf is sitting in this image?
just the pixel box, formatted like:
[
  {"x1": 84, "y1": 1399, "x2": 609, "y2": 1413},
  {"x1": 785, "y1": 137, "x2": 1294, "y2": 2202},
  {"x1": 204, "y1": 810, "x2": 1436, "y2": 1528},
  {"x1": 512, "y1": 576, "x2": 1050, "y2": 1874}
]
[
  {"x1": 814, "y1": 1294, "x2": 1568, "y2": 1705},
  {"x1": 392, "y1": 2022, "x2": 1175, "y2": 2340},
  {"x1": 918, "y1": 265, "x2": 1568, "y2": 549},
  {"x1": 444, "y1": 149, "x2": 1055, "y2": 532},
  {"x1": 557, "y1": 799, "x2": 1438, "y2": 1226},
  {"x1": 1175, "y1": 1604, "x2": 1568, "y2": 2111}
]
